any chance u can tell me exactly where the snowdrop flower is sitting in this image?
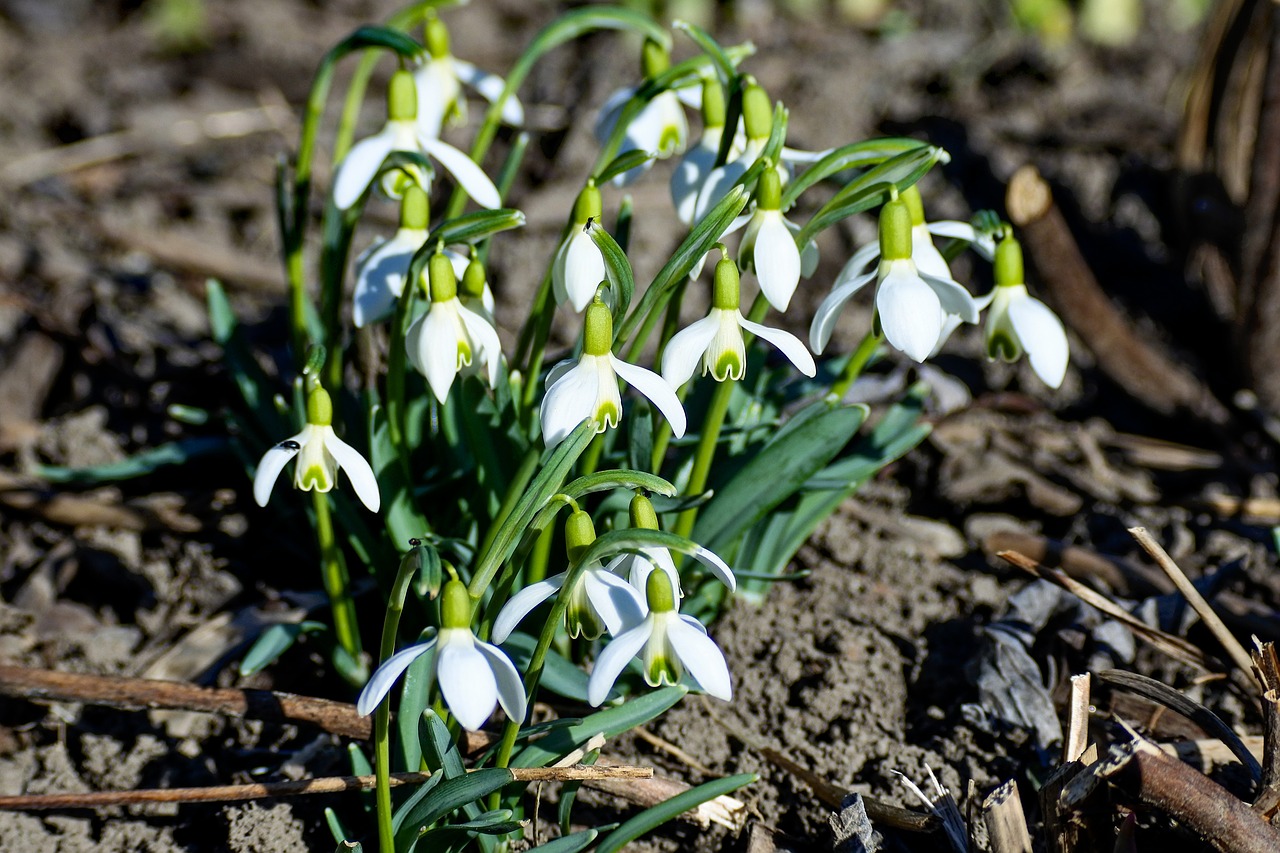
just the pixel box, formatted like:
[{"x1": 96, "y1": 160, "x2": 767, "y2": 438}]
[
  {"x1": 253, "y1": 385, "x2": 380, "y2": 511},
  {"x1": 690, "y1": 81, "x2": 773, "y2": 225},
  {"x1": 356, "y1": 579, "x2": 526, "y2": 731},
  {"x1": 604, "y1": 494, "x2": 737, "y2": 599},
  {"x1": 671, "y1": 78, "x2": 731, "y2": 225},
  {"x1": 811, "y1": 193, "x2": 979, "y2": 362},
  {"x1": 540, "y1": 298, "x2": 686, "y2": 448},
  {"x1": 331, "y1": 69, "x2": 500, "y2": 211},
  {"x1": 406, "y1": 251, "x2": 502, "y2": 403},
  {"x1": 413, "y1": 13, "x2": 523, "y2": 140},
  {"x1": 492, "y1": 510, "x2": 647, "y2": 643},
  {"x1": 737, "y1": 167, "x2": 818, "y2": 313},
  {"x1": 587, "y1": 568, "x2": 732, "y2": 706},
  {"x1": 552, "y1": 182, "x2": 607, "y2": 312},
  {"x1": 594, "y1": 39, "x2": 690, "y2": 187},
  {"x1": 983, "y1": 232, "x2": 1069, "y2": 388},
  {"x1": 663, "y1": 251, "x2": 815, "y2": 388}
]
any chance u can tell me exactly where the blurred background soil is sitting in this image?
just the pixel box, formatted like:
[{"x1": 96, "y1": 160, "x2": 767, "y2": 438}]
[{"x1": 3, "y1": 0, "x2": 1275, "y2": 850}]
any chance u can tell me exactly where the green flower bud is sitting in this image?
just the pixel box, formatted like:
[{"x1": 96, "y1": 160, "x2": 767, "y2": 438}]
[
  {"x1": 306, "y1": 387, "x2": 333, "y2": 426},
  {"x1": 388, "y1": 70, "x2": 418, "y2": 122},
  {"x1": 712, "y1": 255, "x2": 741, "y2": 311},
  {"x1": 878, "y1": 197, "x2": 913, "y2": 262},
  {"x1": 462, "y1": 255, "x2": 487, "y2": 299},
  {"x1": 424, "y1": 13, "x2": 450, "y2": 60},
  {"x1": 641, "y1": 38, "x2": 669, "y2": 78},
  {"x1": 573, "y1": 181, "x2": 602, "y2": 226},
  {"x1": 754, "y1": 165, "x2": 782, "y2": 212},
  {"x1": 565, "y1": 509, "x2": 597, "y2": 564},
  {"x1": 646, "y1": 568, "x2": 677, "y2": 613},
  {"x1": 742, "y1": 82, "x2": 772, "y2": 140},
  {"x1": 995, "y1": 233, "x2": 1024, "y2": 288},
  {"x1": 583, "y1": 298, "x2": 612, "y2": 356},
  {"x1": 440, "y1": 578, "x2": 472, "y2": 629},
  {"x1": 901, "y1": 184, "x2": 926, "y2": 227},
  {"x1": 428, "y1": 252, "x2": 458, "y2": 302},
  {"x1": 400, "y1": 185, "x2": 429, "y2": 230},
  {"x1": 702, "y1": 77, "x2": 726, "y2": 128},
  {"x1": 629, "y1": 493, "x2": 659, "y2": 530}
]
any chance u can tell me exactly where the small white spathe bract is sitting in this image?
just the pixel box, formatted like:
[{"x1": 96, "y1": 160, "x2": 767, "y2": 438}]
[
  {"x1": 539, "y1": 353, "x2": 687, "y2": 448},
  {"x1": 253, "y1": 424, "x2": 380, "y2": 512},
  {"x1": 586, "y1": 609, "x2": 732, "y2": 706},
  {"x1": 355, "y1": 629, "x2": 526, "y2": 732}
]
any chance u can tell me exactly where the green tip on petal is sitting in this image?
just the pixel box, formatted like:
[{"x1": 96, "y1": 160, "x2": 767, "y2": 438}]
[
  {"x1": 440, "y1": 579, "x2": 472, "y2": 628},
  {"x1": 754, "y1": 166, "x2": 782, "y2": 212},
  {"x1": 298, "y1": 464, "x2": 331, "y2": 493},
  {"x1": 583, "y1": 299, "x2": 613, "y2": 356},
  {"x1": 987, "y1": 331, "x2": 1020, "y2": 362},
  {"x1": 629, "y1": 493, "x2": 659, "y2": 530},
  {"x1": 702, "y1": 77, "x2": 726, "y2": 128},
  {"x1": 400, "y1": 185, "x2": 429, "y2": 230},
  {"x1": 712, "y1": 256, "x2": 741, "y2": 310},
  {"x1": 642, "y1": 38, "x2": 670, "y2": 77},
  {"x1": 574, "y1": 182, "x2": 603, "y2": 225},
  {"x1": 742, "y1": 82, "x2": 772, "y2": 140},
  {"x1": 462, "y1": 256, "x2": 486, "y2": 299},
  {"x1": 878, "y1": 197, "x2": 913, "y2": 261},
  {"x1": 424, "y1": 13, "x2": 450, "y2": 59},
  {"x1": 388, "y1": 70, "x2": 418, "y2": 122},
  {"x1": 995, "y1": 233, "x2": 1024, "y2": 288},
  {"x1": 428, "y1": 253, "x2": 458, "y2": 302},
  {"x1": 646, "y1": 570, "x2": 678, "y2": 613},
  {"x1": 901, "y1": 184, "x2": 926, "y2": 226},
  {"x1": 711, "y1": 349, "x2": 743, "y2": 382},
  {"x1": 306, "y1": 387, "x2": 333, "y2": 426},
  {"x1": 565, "y1": 509, "x2": 597, "y2": 564}
]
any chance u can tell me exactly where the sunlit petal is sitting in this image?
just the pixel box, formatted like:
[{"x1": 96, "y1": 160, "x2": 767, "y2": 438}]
[
  {"x1": 419, "y1": 136, "x2": 501, "y2": 209},
  {"x1": 809, "y1": 270, "x2": 876, "y2": 354},
  {"x1": 668, "y1": 616, "x2": 732, "y2": 700},
  {"x1": 420, "y1": 305, "x2": 462, "y2": 404},
  {"x1": 582, "y1": 568, "x2": 648, "y2": 637},
  {"x1": 739, "y1": 317, "x2": 815, "y2": 378},
  {"x1": 475, "y1": 640, "x2": 528, "y2": 724},
  {"x1": 252, "y1": 430, "x2": 307, "y2": 507},
  {"x1": 587, "y1": 620, "x2": 652, "y2": 706},
  {"x1": 877, "y1": 264, "x2": 943, "y2": 363},
  {"x1": 454, "y1": 59, "x2": 524, "y2": 125},
  {"x1": 491, "y1": 575, "x2": 565, "y2": 643},
  {"x1": 540, "y1": 363, "x2": 598, "y2": 448},
  {"x1": 437, "y1": 632, "x2": 497, "y2": 731},
  {"x1": 660, "y1": 314, "x2": 720, "y2": 389},
  {"x1": 323, "y1": 430, "x2": 381, "y2": 512},
  {"x1": 754, "y1": 212, "x2": 801, "y2": 312},
  {"x1": 356, "y1": 640, "x2": 436, "y2": 716},
  {"x1": 333, "y1": 125, "x2": 399, "y2": 210},
  {"x1": 1008, "y1": 292, "x2": 1069, "y2": 388},
  {"x1": 609, "y1": 355, "x2": 686, "y2": 439}
]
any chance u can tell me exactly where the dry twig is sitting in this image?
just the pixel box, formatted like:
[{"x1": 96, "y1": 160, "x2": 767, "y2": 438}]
[{"x1": 982, "y1": 780, "x2": 1032, "y2": 853}]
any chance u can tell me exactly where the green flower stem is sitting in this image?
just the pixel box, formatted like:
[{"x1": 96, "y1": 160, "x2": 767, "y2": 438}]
[
  {"x1": 320, "y1": 204, "x2": 359, "y2": 390},
  {"x1": 648, "y1": 278, "x2": 691, "y2": 471},
  {"x1": 673, "y1": 294, "x2": 767, "y2": 539},
  {"x1": 579, "y1": 434, "x2": 605, "y2": 477},
  {"x1": 372, "y1": 549, "x2": 420, "y2": 853},
  {"x1": 518, "y1": 274, "x2": 559, "y2": 419},
  {"x1": 311, "y1": 490, "x2": 364, "y2": 682},
  {"x1": 524, "y1": 522, "x2": 555, "y2": 586},
  {"x1": 829, "y1": 329, "x2": 881, "y2": 401},
  {"x1": 386, "y1": 279, "x2": 417, "y2": 480}
]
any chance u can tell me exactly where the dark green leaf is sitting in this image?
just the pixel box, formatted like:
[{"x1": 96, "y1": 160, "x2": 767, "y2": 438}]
[
  {"x1": 392, "y1": 769, "x2": 514, "y2": 851},
  {"x1": 513, "y1": 686, "x2": 686, "y2": 768},
  {"x1": 588, "y1": 222, "x2": 635, "y2": 327},
  {"x1": 500, "y1": 631, "x2": 592, "y2": 703},
  {"x1": 526, "y1": 829, "x2": 598, "y2": 852},
  {"x1": 35, "y1": 437, "x2": 227, "y2": 484},
  {"x1": 594, "y1": 150, "x2": 654, "y2": 185},
  {"x1": 238, "y1": 621, "x2": 325, "y2": 677},
  {"x1": 781, "y1": 138, "x2": 931, "y2": 209},
  {"x1": 594, "y1": 773, "x2": 756, "y2": 853}
]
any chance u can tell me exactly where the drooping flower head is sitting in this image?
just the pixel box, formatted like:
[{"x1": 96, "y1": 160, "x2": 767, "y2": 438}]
[
  {"x1": 492, "y1": 508, "x2": 646, "y2": 643},
  {"x1": 540, "y1": 297, "x2": 686, "y2": 448},
  {"x1": 738, "y1": 166, "x2": 812, "y2": 313},
  {"x1": 691, "y1": 80, "x2": 773, "y2": 225},
  {"x1": 405, "y1": 249, "x2": 502, "y2": 403},
  {"x1": 810, "y1": 191, "x2": 978, "y2": 362},
  {"x1": 587, "y1": 568, "x2": 732, "y2": 706},
  {"x1": 253, "y1": 383, "x2": 380, "y2": 511},
  {"x1": 552, "y1": 182, "x2": 607, "y2": 312},
  {"x1": 413, "y1": 12, "x2": 524, "y2": 140},
  {"x1": 459, "y1": 250, "x2": 497, "y2": 323},
  {"x1": 671, "y1": 76, "x2": 730, "y2": 226},
  {"x1": 356, "y1": 578, "x2": 526, "y2": 732},
  {"x1": 605, "y1": 493, "x2": 737, "y2": 599},
  {"x1": 331, "y1": 69, "x2": 500, "y2": 211},
  {"x1": 595, "y1": 38, "x2": 690, "y2": 187},
  {"x1": 352, "y1": 184, "x2": 428, "y2": 328},
  {"x1": 983, "y1": 231, "x2": 1069, "y2": 388},
  {"x1": 662, "y1": 249, "x2": 815, "y2": 389}
]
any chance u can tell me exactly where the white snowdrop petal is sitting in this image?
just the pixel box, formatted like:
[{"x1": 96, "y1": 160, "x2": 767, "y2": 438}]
[
  {"x1": 834, "y1": 241, "x2": 883, "y2": 286},
  {"x1": 419, "y1": 136, "x2": 501, "y2": 210},
  {"x1": 333, "y1": 126, "x2": 398, "y2": 210},
  {"x1": 564, "y1": 231, "x2": 607, "y2": 312},
  {"x1": 454, "y1": 60, "x2": 524, "y2": 126},
  {"x1": 693, "y1": 159, "x2": 747, "y2": 224},
  {"x1": 660, "y1": 315, "x2": 720, "y2": 389},
  {"x1": 437, "y1": 635, "x2": 498, "y2": 731},
  {"x1": 540, "y1": 363, "x2": 598, "y2": 448},
  {"x1": 667, "y1": 616, "x2": 732, "y2": 701},
  {"x1": 911, "y1": 225, "x2": 952, "y2": 281},
  {"x1": 925, "y1": 220, "x2": 978, "y2": 242},
  {"x1": 491, "y1": 575, "x2": 565, "y2": 644},
  {"x1": 252, "y1": 430, "x2": 307, "y2": 507},
  {"x1": 587, "y1": 621, "x2": 652, "y2": 706},
  {"x1": 322, "y1": 430, "x2": 381, "y2": 512},
  {"x1": 458, "y1": 303, "x2": 503, "y2": 388},
  {"x1": 753, "y1": 214, "x2": 801, "y2": 312},
  {"x1": 920, "y1": 273, "x2": 980, "y2": 324},
  {"x1": 475, "y1": 640, "x2": 528, "y2": 725},
  {"x1": 739, "y1": 317, "x2": 816, "y2": 378},
  {"x1": 809, "y1": 270, "x2": 876, "y2": 354},
  {"x1": 582, "y1": 568, "x2": 648, "y2": 637},
  {"x1": 690, "y1": 546, "x2": 736, "y2": 592},
  {"x1": 1008, "y1": 294, "x2": 1069, "y2": 389},
  {"x1": 405, "y1": 312, "x2": 429, "y2": 376},
  {"x1": 356, "y1": 640, "x2": 436, "y2": 716},
  {"x1": 610, "y1": 355, "x2": 687, "y2": 439},
  {"x1": 420, "y1": 305, "x2": 462, "y2": 404},
  {"x1": 877, "y1": 268, "x2": 943, "y2": 363}
]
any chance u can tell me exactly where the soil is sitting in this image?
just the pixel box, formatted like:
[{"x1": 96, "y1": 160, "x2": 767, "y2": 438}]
[{"x1": 0, "y1": 0, "x2": 1272, "y2": 851}]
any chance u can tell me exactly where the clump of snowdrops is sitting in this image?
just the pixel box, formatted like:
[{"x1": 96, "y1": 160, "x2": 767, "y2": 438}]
[{"x1": 215, "y1": 2, "x2": 1069, "y2": 850}]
